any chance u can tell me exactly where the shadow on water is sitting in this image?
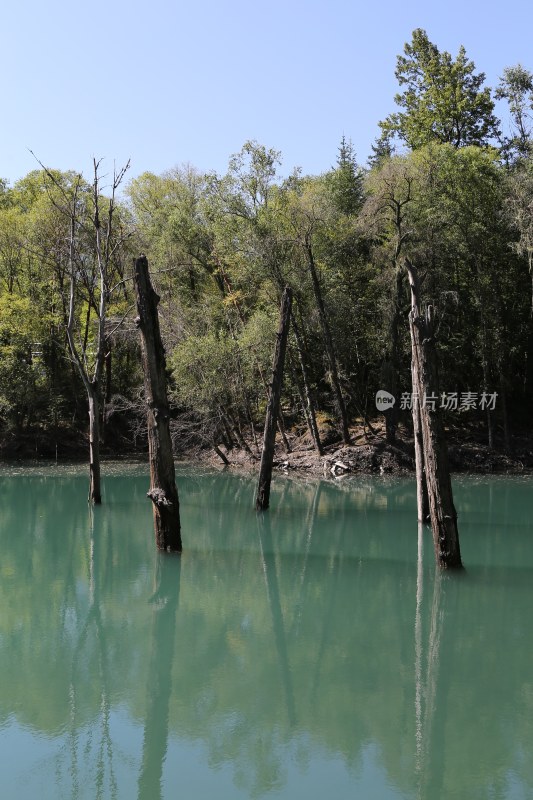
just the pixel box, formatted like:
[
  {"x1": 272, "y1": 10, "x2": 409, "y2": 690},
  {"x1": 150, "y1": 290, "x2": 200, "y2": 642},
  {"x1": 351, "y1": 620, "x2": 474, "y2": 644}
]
[
  {"x1": 415, "y1": 526, "x2": 456, "y2": 800},
  {"x1": 256, "y1": 513, "x2": 296, "y2": 729},
  {"x1": 68, "y1": 506, "x2": 118, "y2": 800},
  {"x1": 412, "y1": 511, "x2": 532, "y2": 800},
  {"x1": 138, "y1": 553, "x2": 181, "y2": 800}
]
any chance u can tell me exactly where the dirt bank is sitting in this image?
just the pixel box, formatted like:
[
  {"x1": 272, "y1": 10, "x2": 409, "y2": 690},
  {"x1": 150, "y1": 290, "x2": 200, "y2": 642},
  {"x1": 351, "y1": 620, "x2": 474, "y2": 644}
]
[{"x1": 194, "y1": 422, "x2": 533, "y2": 478}]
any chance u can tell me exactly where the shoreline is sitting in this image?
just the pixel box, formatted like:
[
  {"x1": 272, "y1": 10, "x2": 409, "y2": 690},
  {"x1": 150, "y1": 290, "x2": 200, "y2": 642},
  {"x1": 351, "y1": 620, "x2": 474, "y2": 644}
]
[
  {"x1": 2, "y1": 422, "x2": 532, "y2": 478},
  {"x1": 195, "y1": 434, "x2": 533, "y2": 478}
]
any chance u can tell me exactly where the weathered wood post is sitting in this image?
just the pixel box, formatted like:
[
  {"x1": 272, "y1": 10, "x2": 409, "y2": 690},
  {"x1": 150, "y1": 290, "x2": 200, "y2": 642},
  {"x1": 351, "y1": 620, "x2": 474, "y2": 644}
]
[
  {"x1": 405, "y1": 258, "x2": 462, "y2": 569},
  {"x1": 134, "y1": 255, "x2": 182, "y2": 552},
  {"x1": 409, "y1": 320, "x2": 429, "y2": 523},
  {"x1": 411, "y1": 390, "x2": 429, "y2": 523},
  {"x1": 256, "y1": 286, "x2": 292, "y2": 511},
  {"x1": 87, "y1": 384, "x2": 102, "y2": 504}
]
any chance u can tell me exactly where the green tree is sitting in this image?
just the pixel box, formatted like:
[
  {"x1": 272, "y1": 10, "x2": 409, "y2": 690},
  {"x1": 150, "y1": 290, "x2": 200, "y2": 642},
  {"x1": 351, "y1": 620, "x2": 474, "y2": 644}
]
[
  {"x1": 0, "y1": 175, "x2": 74, "y2": 441},
  {"x1": 327, "y1": 136, "x2": 364, "y2": 215},
  {"x1": 367, "y1": 133, "x2": 395, "y2": 168},
  {"x1": 380, "y1": 29, "x2": 500, "y2": 150},
  {"x1": 361, "y1": 154, "x2": 416, "y2": 441},
  {"x1": 496, "y1": 65, "x2": 533, "y2": 162},
  {"x1": 363, "y1": 143, "x2": 526, "y2": 447},
  {"x1": 127, "y1": 165, "x2": 222, "y2": 304},
  {"x1": 0, "y1": 178, "x2": 10, "y2": 209}
]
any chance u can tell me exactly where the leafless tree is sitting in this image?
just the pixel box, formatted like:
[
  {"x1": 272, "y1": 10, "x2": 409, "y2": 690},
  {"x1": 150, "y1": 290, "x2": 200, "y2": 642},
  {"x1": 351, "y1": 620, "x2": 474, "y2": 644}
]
[{"x1": 36, "y1": 156, "x2": 132, "y2": 502}]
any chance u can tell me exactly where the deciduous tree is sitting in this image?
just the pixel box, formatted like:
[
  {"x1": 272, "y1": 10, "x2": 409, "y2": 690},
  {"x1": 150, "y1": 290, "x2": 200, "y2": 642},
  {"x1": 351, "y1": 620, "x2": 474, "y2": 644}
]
[{"x1": 38, "y1": 159, "x2": 131, "y2": 502}]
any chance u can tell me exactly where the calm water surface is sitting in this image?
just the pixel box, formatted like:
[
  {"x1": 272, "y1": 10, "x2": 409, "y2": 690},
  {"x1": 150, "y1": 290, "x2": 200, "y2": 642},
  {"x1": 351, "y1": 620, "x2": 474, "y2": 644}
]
[{"x1": 0, "y1": 464, "x2": 532, "y2": 799}]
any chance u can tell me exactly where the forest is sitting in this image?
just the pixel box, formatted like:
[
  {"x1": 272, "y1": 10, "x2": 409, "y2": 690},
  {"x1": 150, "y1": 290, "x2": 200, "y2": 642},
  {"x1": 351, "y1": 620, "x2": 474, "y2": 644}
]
[{"x1": 1, "y1": 29, "x2": 533, "y2": 466}]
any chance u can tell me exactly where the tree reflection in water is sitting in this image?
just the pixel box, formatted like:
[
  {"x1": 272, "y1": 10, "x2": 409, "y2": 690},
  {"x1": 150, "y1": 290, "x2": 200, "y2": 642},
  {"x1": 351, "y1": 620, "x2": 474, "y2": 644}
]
[
  {"x1": 69, "y1": 507, "x2": 117, "y2": 800},
  {"x1": 257, "y1": 512, "x2": 296, "y2": 728},
  {"x1": 1, "y1": 472, "x2": 533, "y2": 798},
  {"x1": 138, "y1": 553, "x2": 181, "y2": 800}
]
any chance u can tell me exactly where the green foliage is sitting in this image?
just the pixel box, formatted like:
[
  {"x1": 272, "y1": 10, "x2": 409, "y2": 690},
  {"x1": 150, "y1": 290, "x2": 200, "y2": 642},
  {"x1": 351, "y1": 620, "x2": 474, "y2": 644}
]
[
  {"x1": 4, "y1": 30, "x2": 533, "y2": 453},
  {"x1": 225, "y1": 140, "x2": 282, "y2": 217},
  {"x1": 170, "y1": 332, "x2": 239, "y2": 416},
  {"x1": 326, "y1": 136, "x2": 364, "y2": 214},
  {"x1": 380, "y1": 29, "x2": 500, "y2": 150},
  {"x1": 363, "y1": 142, "x2": 528, "y2": 404},
  {"x1": 496, "y1": 65, "x2": 533, "y2": 162},
  {"x1": 367, "y1": 133, "x2": 395, "y2": 168},
  {"x1": 0, "y1": 178, "x2": 11, "y2": 209},
  {"x1": 0, "y1": 294, "x2": 48, "y2": 430}
]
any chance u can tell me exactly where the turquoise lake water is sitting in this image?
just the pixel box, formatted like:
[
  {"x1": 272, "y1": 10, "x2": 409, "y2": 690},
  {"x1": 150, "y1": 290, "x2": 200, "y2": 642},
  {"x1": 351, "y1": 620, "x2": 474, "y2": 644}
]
[{"x1": 0, "y1": 464, "x2": 532, "y2": 799}]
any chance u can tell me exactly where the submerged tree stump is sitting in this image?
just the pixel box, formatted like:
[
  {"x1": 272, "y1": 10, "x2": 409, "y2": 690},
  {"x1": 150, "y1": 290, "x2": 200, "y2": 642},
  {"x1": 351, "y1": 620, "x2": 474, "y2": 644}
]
[
  {"x1": 88, "y1": 385, "x2": 102, "y2": 504},
  {"x1": 134, "y1": 255, "x2": 182, "y2": 552},
  {"x1": 406, "y1": 258, "x2": 462, "y2": 569},
  {"x1": 256, "y1": 286, "x2": 292, "y2": 510}
]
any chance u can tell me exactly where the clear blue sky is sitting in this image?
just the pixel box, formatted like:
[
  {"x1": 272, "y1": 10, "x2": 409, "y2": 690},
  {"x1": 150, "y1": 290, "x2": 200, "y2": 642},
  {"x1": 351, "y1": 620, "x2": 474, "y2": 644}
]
[{"x1": 2, "y1": 0, "x2": 532, "y2": 186}]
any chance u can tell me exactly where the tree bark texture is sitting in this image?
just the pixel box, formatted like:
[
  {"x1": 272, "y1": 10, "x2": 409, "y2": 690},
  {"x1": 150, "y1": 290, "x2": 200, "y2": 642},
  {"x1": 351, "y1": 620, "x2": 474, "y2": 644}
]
[
  {"x1": 409, "y1": 312, "x2": 429, "y2": 524},
  {"x1": 256, "y1": 286, "x2": 292, "y2": 511},
  {"x1": 134, "y1": 255, "x2": 182, "y2": 552},
  {"x1": 88, "y1": 385, "x2": 102, "y2": 504},
  {"x1": 411, "y1": 388, "x2": 429, "y2": 523},
  {"x1": 406, "y1": 259, "x2": 462, "y2": 569}
]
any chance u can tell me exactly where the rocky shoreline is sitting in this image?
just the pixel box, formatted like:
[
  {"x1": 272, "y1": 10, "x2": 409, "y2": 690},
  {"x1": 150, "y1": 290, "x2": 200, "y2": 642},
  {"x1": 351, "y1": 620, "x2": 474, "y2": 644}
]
[{"x1": 195, "y1": 423, "x2": 533, "y2": 478}]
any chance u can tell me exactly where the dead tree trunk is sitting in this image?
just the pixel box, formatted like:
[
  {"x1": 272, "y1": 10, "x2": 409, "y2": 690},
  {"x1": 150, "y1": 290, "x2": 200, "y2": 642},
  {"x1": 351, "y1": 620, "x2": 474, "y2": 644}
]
[
  {"x1": 409, "y1": 307, "x2": 429, "y2": 524},
  {"x1": 406, "y1": 259, "x2": 462, "y2": 569},
  {"x1": 213, "y1": 443, "x2": 230, "y2": 465},
  {"x1": 101, "y1": 341, "x2": 112, "y2": 445},
  {"x1": 88, "y1": 384, "x2": 102, "y2": 504},
  {"x1": 256, "y1": 287, "x2": 292, "y2": 511},
  {"x1": 500, "y1": 377, "x2": 511, "y2": 454},
  {"x1": 134, "y1": 255, "x2": 182, "y2": 552},
  {"x1": 277, "y1": 414, "x2": 291, "y2": 454},
  {"x1": 411, "y1": 389, "x2": 429, "y2": 523}
]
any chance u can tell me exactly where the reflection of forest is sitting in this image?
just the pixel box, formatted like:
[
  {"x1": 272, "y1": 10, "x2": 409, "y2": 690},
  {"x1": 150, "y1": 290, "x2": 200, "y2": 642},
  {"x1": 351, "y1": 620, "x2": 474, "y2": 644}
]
[{"x1": 1, "y1": 472, "x2": 533, "y2": 798}]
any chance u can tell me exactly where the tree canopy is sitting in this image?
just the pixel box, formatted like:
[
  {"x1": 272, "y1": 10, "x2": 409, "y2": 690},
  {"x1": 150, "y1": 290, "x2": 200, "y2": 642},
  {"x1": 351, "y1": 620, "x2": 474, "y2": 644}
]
[
  {"x1": 380, "y1": 28, "x2": 500, "y2": 150},
  {"x1": 1, "y1": 32, "x2": 533, "y2": 460}
]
